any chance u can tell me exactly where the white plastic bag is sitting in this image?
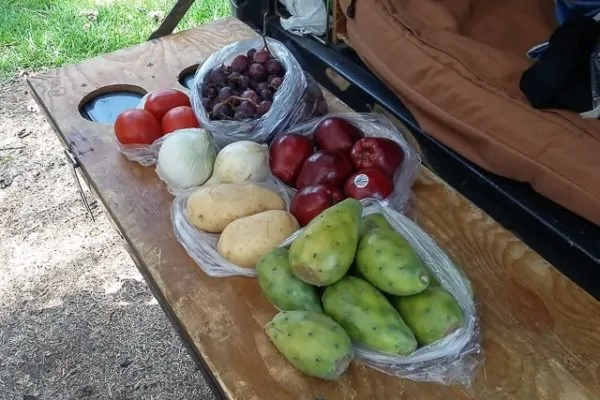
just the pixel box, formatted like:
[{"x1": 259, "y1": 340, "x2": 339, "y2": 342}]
[
  {"x1": 113, "y1": 87, "x2": 192, "y2": 167},
  {"x1": 270, "y1": 112, "x2": 422, "y2": 212},
  {"x1": 277, "y1": 199, "x2": 482, "y2": 386},
  {"x1": 279, "y1": 0, "x2": 328, "y2": 36},
  {"x1": 171, "y1": 178, "x2": 295, "y2": 278},
  {"x1": 355, "y1": 200, "x2": 481, "y2": 385},
  {"x1": 190, "y1": 37, "x2": 328, "y2": 147}
]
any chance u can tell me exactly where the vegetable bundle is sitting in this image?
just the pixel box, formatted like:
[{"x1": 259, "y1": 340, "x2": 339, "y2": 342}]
[{"x1": 108, "y1": 36, "x2": 482, "y2": 388}]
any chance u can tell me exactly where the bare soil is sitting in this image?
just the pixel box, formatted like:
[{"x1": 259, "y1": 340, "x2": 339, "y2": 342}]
[{"x1": 0, "y1": 77, "x2": 214, "y2": 400}]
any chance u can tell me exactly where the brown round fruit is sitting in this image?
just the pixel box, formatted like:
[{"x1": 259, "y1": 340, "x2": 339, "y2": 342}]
[
  {"x1": 253, "y1": 49, "x2": 270, "y2": 64},
  {"x1": 248, "y1": 63, "x2": 267, "y2": 81}
]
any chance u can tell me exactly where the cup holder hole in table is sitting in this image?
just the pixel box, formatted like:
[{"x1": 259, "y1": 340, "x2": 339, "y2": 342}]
[
  {"x1": 178, "y1": 64, "x2": 199, "y2": 90},
  {"x1": 79, "y1": 84, "x2": 147, "y2": 124}
]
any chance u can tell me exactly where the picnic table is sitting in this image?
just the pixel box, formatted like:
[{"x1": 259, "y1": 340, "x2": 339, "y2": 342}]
[{"x1": 27, "y1": 17, "x2": 600, "y2": 400}]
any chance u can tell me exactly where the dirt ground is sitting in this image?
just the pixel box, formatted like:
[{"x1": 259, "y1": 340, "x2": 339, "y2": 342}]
[{"x1": 0, "y1": 77, "x2": 215, "y2": 399}]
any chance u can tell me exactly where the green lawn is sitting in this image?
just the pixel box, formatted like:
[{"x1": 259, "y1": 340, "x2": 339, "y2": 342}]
[{"x1": 0, "y1": 0, "x2": 231, "y2": 81}]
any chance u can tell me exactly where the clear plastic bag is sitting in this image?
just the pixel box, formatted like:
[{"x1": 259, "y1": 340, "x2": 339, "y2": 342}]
[
  {"x1": 276, "y1": 199, "x2": 481, "y2": 386},
  {"x1": 114, "y1": 87, "x2": 192, "y2": 167},
  {"x1": 271, "y1": 112, "x2": 422, "y2": 212},
  {"x1": 356, "y1": 200, "x2": 481, "y2": 386},
  {"x1": 190, "y1": 37, "x2": 328, "y2": 147},
  {"x1": 171, "y1": 177, "x2": 295, "y2": 278}
]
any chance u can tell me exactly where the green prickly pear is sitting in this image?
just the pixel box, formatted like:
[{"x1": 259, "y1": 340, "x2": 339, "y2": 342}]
[
  {"x1": 265, "y1": 310, "x2": 353, "y2": 380},
  {"x1": 322, "y1": 276, "x2": 417, "y2": 355},
  {"x1": 392, "y1": 286, "x2": 464, "y2": 346},
  {"x1": 256, "y1": 248, "x2": 322, "y2": 312},
  {"x1": 289, "y1": 198, "x2": 362, "y2": 287},
  {"x1": 360, "y1": 213, "x2": 394, "y2": 236},
  {"x1": 425, "y1": 266, "x2": 474, "y2": 300},
  {"x1": 356, "y1": 227, "x2": 430, "y2": 296}
]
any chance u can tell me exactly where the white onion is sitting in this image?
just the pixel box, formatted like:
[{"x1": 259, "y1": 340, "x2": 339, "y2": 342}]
[
  {"x1": 205, "y1": 141, "x2": 270, "y2": 185},
  {"x1": 156, "y1": 128, "x2": 216, "y2": 193}
]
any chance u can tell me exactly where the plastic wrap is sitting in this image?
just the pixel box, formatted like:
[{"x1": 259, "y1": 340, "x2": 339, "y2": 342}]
[
  {"x1": 114, "y1": 88, "x2": 192, "y2": 167},
  {"x1": 279, "y1": 0, "x2": 328, "y2": 36},
  {"x1": 277, "y1": 199, "x2": 481, "y2": 386},
  {"x1": 190, "y1": 37, "x2": 328, "y2": 147},
  {"x1": 354, "y1": 200, "x2": 480, "y2": 385},
  {"x1": 271, "y1": 112, "x2": 422, "y2": 212},
  {"x1": 171, "y1": 178, "x2": 294, "y2": 278}
]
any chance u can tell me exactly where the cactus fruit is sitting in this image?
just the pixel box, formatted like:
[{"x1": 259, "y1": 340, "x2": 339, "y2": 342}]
[
  {"x1": 265, "y1": 310, "x2": 353, "y2": 380},
  {"x1": 356, "y1": 227, "x2": 430, "y2": 296},
  {"x1": 322, "y1": 276, "x2": 417, "y2": 355},
  {"x1": 360, "y1": 212, "x2": 394, "y2": 236},
  {"x1": 392, "y1": 286, "x2": 464, "y2": 346},
  {"x1": 256, "y1": 248, "x2": 322, "y2": 312},
  {"x1": 289, "y1": 198, "x2": 362, "y2": 286}
]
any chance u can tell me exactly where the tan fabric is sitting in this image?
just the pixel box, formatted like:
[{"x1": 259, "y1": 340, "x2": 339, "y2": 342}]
[{"x1": 339, "y1": 0, "x2": 600, "y2": 226}]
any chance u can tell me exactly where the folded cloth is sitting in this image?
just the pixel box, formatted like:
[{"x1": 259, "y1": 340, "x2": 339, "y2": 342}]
[
  {"x1": 527, "y1": 0, "x2": 600, "y2": 60},
  {"x1": 520, "y1": 13, "x2": 600, "y2": 113}
]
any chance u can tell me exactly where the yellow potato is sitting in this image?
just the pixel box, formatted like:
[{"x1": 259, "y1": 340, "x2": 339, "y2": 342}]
[
  {"x1": 217, "y1": 210, "x2": 300, "y2": 268},
  {"x1": 186, "y1": 183, "x2": 285, "y2": 233}
]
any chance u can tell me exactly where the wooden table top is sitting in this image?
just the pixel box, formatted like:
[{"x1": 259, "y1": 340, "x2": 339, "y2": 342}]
[{"x1": 28, "y1": 17, "x2": 600, "y2": 400}]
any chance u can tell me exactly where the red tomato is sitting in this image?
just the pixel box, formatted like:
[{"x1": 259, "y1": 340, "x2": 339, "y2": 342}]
[
  {"x1": 144, "y1": 89, "x2": 191, "y2": 121},
  {"x1": 114, "y1": 109, "x2": 162, "y2": 145},
  {"x1": 161, "y1": 106, "x2": 200, "y2": 134}
]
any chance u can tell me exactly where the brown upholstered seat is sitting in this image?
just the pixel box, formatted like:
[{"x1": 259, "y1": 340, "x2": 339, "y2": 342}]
[{"x1": 340, "y1": 0, "x2": 600, "y2": 226}]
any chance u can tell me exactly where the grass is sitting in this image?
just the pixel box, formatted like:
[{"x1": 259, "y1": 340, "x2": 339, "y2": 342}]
[{"x1": 0, "y1": 0, "x2": 231, "y2": 81}]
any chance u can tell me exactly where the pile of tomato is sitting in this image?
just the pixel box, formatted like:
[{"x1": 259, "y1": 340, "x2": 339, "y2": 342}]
[{"x1": 114, "y1": 89, "x2": 201, "y2": 145}]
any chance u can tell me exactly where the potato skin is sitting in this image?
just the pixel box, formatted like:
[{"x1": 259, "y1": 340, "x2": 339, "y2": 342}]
[
  {"x1": 185, "y1": 183, "x2": 285, "y2": 233},
  {"x1": 217, "y1": 210, "x2": 300, "y2": 268}
]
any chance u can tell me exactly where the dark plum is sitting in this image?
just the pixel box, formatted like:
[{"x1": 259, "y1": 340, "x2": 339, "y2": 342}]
[
  {"x1": 242, "y1": 89, "x2": 260, "y2": 104},
  {"x1": 205, "y1": 68, "x2": 227, "y2": 85},
  {"x1": 230, "y1": 96, "x2": 242, "y2": 107},
  {"x1": 236, "y1": 100, "x2": 257, "y2": 114},
  {"x1": 248, "y1": 79, "x2": 259, "y2": 90},
  {"x1": 257, "y1": 100, "x2": 272, "y2": 116},
  {"x1": 231, "y1": 55, "x2": 249, "y2": 73},
  {"x1": 218, "y1": 86, "x2": 234, "y2": 102},
  {"x1": 203, "y1": 85, "x2": 219, "y2": 99},
  {"x1": 269, "y1": 76, "x2": 283, "y2": 89},
  {"x1": 218, "y1": 103, "x2": 234, "y2": 118},
  {"x1": 253, "y1": 49, "x2": 270, "y2": 64},
  {"x1": 204, "y1": 47, "x2": 286, "y2": 121},
  {"x1": 248, "y1": 63, "x2": 267, "y2": 81},
  {"x1": 234, "y1": 110, "x2": 252, "y2": 120},
  {"x1": 259, "y1": 89, "x2": 273, "y2": 101},
  {"x1": 227, "y1": 71, "x2": 241, "y2": 82},
  {"x1": 238, "y1": 74, "x2": 250, "y2": 90},
  {"x1": 265, "y1": 59, "x2": 284, "y2": 76},
  {"x1": 256, "y1": 82, "x2": 269, "y2": 92}
]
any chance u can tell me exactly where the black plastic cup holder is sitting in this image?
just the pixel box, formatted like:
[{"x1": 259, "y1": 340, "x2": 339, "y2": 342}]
[
  {"x1": 79, "y1": 85, "x2": 147, "y2": 124},
  {"x1": 178, "y1": 64, "x2": 199, "y2": 90}
]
